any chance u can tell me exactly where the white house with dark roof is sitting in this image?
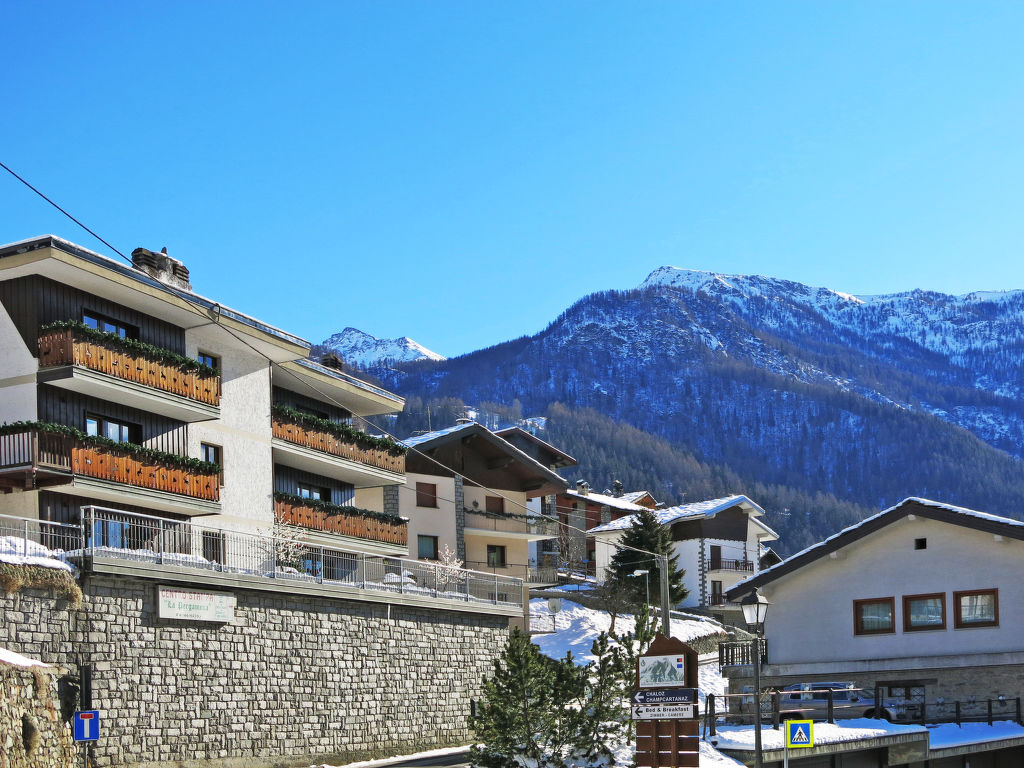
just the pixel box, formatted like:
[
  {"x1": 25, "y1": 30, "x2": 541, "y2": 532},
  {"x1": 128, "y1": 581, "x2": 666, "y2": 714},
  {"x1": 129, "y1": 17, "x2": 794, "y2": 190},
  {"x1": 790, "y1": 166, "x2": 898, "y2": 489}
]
[
  {"x1": 725, "y1": 497, "x2": 1024, "y2": 716},
  {"x1": 589, "y1": 494, "x2": 778, "y2": 622}
]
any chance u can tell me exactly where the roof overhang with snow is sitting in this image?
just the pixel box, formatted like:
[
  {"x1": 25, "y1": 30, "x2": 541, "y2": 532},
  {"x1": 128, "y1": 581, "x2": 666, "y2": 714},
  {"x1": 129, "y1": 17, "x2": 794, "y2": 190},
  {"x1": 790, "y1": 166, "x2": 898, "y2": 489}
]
[{"x1": 726, "y1": 497, "x2": 1024, "y2": 601}]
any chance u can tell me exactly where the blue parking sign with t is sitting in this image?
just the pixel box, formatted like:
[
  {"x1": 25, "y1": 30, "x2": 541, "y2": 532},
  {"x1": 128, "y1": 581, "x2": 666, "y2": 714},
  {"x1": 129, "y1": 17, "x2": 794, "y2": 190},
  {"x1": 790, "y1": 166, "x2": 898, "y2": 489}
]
[{"x1": 73, "y1": 710, "x2": 100, "y2": 742}]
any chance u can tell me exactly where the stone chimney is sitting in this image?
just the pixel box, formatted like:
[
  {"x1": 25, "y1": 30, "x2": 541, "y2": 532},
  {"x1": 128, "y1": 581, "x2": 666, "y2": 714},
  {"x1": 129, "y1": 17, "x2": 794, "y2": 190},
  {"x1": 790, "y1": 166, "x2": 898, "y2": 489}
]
[
  {"x1": 455, "y1": 417, "x2": 473, "y2": 425},
  {"x1": 576, "y1": 480, "x2": 589, "y2": 496},
  {"x1": 131, "y1": 247, "x2": 192, "y2": 291},
  {"x1": 320, "y1": 353, "x2": 345, "y2": 371},
  {"x1": 613, "y1": 479, "x2": 624, "y2": 497}
]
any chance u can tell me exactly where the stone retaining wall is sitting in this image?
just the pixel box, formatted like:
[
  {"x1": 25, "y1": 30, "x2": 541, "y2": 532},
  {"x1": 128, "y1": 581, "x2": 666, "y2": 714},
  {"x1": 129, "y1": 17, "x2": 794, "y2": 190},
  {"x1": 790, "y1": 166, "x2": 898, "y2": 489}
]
[
  {"x1": 0, "y1": 662, "x2": 76, "y2": 768},
  {"x1": 1, "y1": 574, "x2": 509, "y2": 768}
]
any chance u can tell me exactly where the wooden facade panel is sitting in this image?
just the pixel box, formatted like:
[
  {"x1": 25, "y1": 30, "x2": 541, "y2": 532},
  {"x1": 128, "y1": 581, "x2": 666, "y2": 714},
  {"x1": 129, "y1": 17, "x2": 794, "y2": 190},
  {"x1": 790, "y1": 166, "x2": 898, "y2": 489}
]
[
  {"x1": 38, "y1": 491, "x2": 189, "y2": 526},
  {"x1": 273, "y1": 464, "x2": 355, "y2": 506},
  {"x1": 0, "y1": 275, "x2": 185, "y2": 353},
  {"x1": 671, "y1": 505, "x2": 749, "y2": 541},
  {"x1": 38, "y1": 387, "x2": 187, "y2": 456}
]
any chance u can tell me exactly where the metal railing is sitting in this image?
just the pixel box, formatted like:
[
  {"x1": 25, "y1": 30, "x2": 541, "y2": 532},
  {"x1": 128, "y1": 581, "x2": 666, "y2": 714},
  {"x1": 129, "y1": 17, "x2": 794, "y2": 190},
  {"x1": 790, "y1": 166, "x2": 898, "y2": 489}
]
[
  {"x1": 0, "y1": 512, "x2": 82, "y2": 556},
  {"x1": 465, "y1": 560, "x2": 558, "y2": 584},
  {"x1": 706, "y1": 558, "x2": 754, "y2": 572},
  {"x1": 718, "y1": 639, "x2": 767, "y2": 669},
  {"x1": 0, "y1": 509, "x2": 524, "y2": 609}
]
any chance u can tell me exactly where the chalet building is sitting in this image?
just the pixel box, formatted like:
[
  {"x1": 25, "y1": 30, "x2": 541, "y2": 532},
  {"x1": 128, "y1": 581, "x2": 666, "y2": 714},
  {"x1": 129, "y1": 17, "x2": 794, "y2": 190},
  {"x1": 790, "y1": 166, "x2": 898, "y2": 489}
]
[
  {"x1": 724, "y1": 497, "x2": 1024, "y2": 718},
  {"x1": 0, "y1": 235, "x2": 417, "y2": 563},
  {"x1": 589, "y1": 494, "x2": 779, "y2": 622},
  {"x1": 539, "y1": 480, "x2": 658, "y2": 572},
  {"x1": 400, "y1": 421, "x2": 569, "y2": 585}
]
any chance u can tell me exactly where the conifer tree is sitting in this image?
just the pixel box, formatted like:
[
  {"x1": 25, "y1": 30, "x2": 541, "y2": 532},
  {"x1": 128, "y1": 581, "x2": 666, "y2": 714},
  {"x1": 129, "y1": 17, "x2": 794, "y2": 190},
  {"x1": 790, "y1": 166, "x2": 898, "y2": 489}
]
[{"x1": 607, "y1": 508, "x2": 688, "y2": 606}]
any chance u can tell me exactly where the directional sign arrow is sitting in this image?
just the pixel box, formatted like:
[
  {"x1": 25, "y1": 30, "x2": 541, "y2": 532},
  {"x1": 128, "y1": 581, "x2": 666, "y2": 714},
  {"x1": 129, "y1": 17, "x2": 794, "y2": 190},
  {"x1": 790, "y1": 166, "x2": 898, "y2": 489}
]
[{"x1": 631, "y1": 688, "x2": 697, "y2": 705}]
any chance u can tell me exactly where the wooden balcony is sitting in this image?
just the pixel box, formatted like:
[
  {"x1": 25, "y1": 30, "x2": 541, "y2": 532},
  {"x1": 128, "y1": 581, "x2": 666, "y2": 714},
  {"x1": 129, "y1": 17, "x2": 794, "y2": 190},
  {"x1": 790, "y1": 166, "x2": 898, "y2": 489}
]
[
  {"x1": 274, "y1": 497, "x2": 407, "y2": 547},
  {"x1": 0, "y1": 428, "x2": 219, "y2": 502},
  {"x1": 463, "y1": 510, "x2": 558, "y2": 539},
  {"x1": 271, "y1": 416, "x2": 406, "y2": 482},
  {"x1": 38, "y1": 328, "x2": 221, "y2": 409}
]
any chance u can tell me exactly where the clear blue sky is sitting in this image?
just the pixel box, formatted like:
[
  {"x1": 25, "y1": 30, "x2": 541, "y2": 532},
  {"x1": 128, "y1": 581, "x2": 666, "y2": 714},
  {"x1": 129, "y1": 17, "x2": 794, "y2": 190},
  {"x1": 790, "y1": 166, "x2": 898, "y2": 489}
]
[{"x1": 3, "y1": 2, "x2": 1024, "y2": 357}]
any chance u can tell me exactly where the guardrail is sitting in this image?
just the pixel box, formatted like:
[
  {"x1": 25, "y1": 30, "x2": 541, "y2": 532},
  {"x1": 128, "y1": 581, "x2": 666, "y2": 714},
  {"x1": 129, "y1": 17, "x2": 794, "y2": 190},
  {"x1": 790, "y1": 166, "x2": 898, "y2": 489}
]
[
  {"x1": 706, "y1": 558, "x2": 754, "y2": 572},
  {"x1": 464, "y1": 510, "x2": 558, "y2": 537},
  {"x1": 5, "y1": 507, "x2": 518, "y2": 609},
  {"x1": 464, "y1": 560, "x2": 558, "y2": 584}
]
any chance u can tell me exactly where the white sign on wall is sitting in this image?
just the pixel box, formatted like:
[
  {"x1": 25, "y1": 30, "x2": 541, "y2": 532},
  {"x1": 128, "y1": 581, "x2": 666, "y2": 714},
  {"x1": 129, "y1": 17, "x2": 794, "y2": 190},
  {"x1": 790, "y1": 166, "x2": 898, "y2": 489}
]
[{"x1": 158, "y1": 586, "x2": 236, "y2": 622}]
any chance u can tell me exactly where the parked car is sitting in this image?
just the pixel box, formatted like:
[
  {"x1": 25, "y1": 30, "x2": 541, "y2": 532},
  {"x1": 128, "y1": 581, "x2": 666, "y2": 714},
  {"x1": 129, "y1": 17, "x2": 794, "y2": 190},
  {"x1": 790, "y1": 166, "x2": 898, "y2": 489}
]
[{"x1": 733, "y1": 681, "x2": 916, "y2": 722}]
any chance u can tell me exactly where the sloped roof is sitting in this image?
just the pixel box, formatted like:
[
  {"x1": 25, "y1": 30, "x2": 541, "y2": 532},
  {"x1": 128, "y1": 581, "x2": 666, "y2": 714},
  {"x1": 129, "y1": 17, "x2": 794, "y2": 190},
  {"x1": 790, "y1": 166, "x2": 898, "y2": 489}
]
[
  {"x1": 588, "y1": 494, "x2": 777, "y2": 536},
  {"x1": 725, "y1": 497, "x2": 1024, "y2": 600},
  {"x1": 493, "y1": 426, "x2": 578, "y2": 468},
  {"x1": 563, "y1": 489, "x2": 649, "y2": 512},
  {"x1": 619, "y1": 490, "x2": 656, "y2": 505}
]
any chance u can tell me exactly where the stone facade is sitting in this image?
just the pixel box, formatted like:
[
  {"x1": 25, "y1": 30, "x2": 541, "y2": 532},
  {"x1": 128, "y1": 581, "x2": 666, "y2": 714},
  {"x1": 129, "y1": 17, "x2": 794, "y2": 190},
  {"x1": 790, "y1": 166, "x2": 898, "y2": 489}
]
[
  {"x1": 382, "y1": 485, "x2": 400, "y2": 517},
  {"x1": 1, "y1": 574, "x2": 509, "y2": 768},
  {"x1": 0, "y1": 662, "x2": 75, "y2": 768},
  {"x1": 453, "y1": 475, "x2": 466, "y2": 562}
]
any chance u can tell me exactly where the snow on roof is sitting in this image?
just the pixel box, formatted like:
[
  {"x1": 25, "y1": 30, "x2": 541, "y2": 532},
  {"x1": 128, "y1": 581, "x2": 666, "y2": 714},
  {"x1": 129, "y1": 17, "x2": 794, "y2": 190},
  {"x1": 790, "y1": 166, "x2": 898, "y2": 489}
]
[
  {"x1": 0, "y1": 646, "x2": 50, "y2": 668},
  {"x1": 401, "y1": 421, "x2": 478, "y2": 448},
  {"x1": 618, "y1": 490, "x2": 654, "y2": 504},
  {"x1": 588, "y1": 495, "x2": 768, "y2": 534},
  {"x1": 729, "y1": 497, "x2": 1024, "y2": 595},
  {"x1": 564, "y1": 489, "x2": 649, "y2": 513}
]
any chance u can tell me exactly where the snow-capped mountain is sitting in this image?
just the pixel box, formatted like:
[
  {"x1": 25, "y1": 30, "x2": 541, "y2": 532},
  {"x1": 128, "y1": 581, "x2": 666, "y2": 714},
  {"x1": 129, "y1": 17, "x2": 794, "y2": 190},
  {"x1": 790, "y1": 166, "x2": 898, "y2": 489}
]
[
  {"x1": 317, "y1": 327, "x2": 444, "y2": 369},
  {"x1": 380, "y1": 266, "x2": 1024, "y2": 544}
]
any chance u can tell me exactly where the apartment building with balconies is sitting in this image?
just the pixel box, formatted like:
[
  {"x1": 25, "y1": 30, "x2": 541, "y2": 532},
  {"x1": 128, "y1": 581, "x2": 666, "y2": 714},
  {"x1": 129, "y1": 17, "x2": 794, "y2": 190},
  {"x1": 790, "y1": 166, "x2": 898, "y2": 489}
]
[
  {"x1": 589, "y1": 494, "x2": 779, "y2": 622},
  {"x1": 0, "y1": 235, "x2": 411, "y2": 564},
  {"x1": 400, "y1": 421, "x2": 569, "y2": 586}
]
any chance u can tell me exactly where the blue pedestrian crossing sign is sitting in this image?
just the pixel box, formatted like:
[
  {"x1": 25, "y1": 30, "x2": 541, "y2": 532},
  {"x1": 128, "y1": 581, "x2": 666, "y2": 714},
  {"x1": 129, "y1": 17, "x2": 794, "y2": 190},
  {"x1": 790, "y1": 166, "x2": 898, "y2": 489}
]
[
  {"x1": 786, "y1": 719, "x2": 813, "y2": 748},
  {"x1": 73, "y1": 710, "x2": 100, "y2": 742}
]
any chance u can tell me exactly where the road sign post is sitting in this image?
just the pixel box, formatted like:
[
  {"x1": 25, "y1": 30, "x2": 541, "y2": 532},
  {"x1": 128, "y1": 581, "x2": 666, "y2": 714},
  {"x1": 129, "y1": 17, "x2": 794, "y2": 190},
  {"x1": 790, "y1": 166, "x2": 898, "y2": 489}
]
[
  {"x1": 783, "y1": 719, "x2": 813, "y2": 768},
  {"x1": 73, "y1": 710, "x2": 99, "y2": 768},
  {"x1": 634, "y1": 635, "x2": 701, "y2": 767}
]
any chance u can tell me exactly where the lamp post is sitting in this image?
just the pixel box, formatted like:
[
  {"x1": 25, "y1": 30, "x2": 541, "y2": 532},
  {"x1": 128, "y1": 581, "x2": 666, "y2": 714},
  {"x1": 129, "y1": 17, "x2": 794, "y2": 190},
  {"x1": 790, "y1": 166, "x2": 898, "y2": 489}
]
[
  {"x1": 631, "y1": 569, "x2": 650, "y2": 605},
  {"x1": 740, "y1": 588, "x2": 771, "y2": 768}
]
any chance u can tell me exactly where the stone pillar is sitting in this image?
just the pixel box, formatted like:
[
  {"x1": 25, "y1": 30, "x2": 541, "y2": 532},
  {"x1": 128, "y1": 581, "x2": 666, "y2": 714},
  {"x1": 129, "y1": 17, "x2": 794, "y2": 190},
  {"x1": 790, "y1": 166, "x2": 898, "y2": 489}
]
[
  {"x1": 600, "y1": 505, "x2": 611, "y2": 525},
  {"x1": 454, "y1": 475, "x2": 466, "y2": 562},
  {"x1": 698, "y1": 536, "x2": 707, "y2": 608},
  {"x1": 383, "y1": 485, "x2": 399, "y2": 516}
]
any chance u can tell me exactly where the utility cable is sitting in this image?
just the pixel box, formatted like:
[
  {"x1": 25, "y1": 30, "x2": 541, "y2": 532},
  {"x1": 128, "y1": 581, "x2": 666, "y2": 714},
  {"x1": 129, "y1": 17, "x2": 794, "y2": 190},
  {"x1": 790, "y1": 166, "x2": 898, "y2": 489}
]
[{"x1": 0, "y1": 160, "x2": 132, "y2": 264}]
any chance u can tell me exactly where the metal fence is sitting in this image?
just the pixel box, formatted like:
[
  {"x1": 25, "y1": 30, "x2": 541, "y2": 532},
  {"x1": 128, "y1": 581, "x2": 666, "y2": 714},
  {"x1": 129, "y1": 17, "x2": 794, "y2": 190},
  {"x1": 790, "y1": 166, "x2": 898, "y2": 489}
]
[{"x1": 0, "y1": 508, "x2": 524, "y2": 609}]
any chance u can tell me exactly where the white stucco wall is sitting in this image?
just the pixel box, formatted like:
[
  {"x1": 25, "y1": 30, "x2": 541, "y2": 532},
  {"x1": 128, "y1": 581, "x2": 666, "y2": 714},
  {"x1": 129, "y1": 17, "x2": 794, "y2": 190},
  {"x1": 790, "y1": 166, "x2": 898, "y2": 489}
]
[
  {"x1": 0, "y1": 301, "x2": 37, "y2": 425},
  {"x1": 761, "y1": 515, "x2": 1024, "y2": 665},
  {"x1": 185, "y1": 326, "x2": 274, "y2": 532},
  {"x1": 398, "y1": 472, "x2": 458, "y2": 560}
]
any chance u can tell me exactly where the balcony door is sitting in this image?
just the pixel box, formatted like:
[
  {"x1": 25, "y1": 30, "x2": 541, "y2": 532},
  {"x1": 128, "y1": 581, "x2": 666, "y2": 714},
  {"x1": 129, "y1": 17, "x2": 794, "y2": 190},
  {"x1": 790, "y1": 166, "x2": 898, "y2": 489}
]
[{"x1": 709, "y1": 544, "x2": 722, "y2": 571}]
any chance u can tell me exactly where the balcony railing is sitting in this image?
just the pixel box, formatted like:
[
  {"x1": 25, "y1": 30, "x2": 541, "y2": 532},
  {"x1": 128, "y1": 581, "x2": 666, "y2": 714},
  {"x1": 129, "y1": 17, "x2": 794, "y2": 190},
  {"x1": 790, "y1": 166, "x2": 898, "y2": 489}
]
[
  {"x1": 0, "y1": 508, "x2": 522, "y2": 610},
  {"x1": 38, "y1": 328, "x2": 221, "y2": 406},
  {"x1": 274, "y1": 496, "x2": 407, "y2": 546},
  {"x1": 464, "y1": 560, "x2": 558, "y2": 585},
  {"x1": 272, "y1": 416, "x2": 405, "y2": 475},
  {"x1": 464, "y1": 510, "x2": 558, "y2": 537},
  {"x1": 717, "y1": 639, "x2": 767, "y2": 669},
  {"x1": 706, "y1": 558, "x2": 755, "y2": 572},
  {"x1": 0, "y1": 428, "x2": 219, "y2": 501}
]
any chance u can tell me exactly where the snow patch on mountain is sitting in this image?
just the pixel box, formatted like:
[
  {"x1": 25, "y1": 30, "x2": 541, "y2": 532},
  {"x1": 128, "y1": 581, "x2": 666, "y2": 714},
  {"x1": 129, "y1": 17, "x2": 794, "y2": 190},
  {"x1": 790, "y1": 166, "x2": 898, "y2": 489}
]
[{"x1": 319, "y1": 327, "x2": 445, "y2": 368}]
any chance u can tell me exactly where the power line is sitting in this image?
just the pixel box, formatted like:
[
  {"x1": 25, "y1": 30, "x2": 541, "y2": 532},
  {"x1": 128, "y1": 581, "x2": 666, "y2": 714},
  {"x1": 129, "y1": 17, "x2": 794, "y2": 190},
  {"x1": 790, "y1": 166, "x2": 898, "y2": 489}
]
[{"x1": 0, "y1": 160, "x2": 132, "y2": 264}]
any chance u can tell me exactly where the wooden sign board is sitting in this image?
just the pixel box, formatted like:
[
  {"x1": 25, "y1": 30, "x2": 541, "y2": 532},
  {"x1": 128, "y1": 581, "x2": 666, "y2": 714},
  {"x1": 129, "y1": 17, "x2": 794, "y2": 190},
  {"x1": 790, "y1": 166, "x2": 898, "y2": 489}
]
[{"x1": 634, "y1": 635, "x2": 701, "y2": 767}]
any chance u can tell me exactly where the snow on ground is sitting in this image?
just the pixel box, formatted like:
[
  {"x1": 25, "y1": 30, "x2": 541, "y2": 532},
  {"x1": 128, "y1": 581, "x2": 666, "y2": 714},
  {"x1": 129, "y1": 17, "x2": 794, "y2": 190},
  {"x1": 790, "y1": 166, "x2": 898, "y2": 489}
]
[
  {"x1": 712, "y1": 718, "x2": 927, "y2": 751},
  {"x1": 0, "y1": 646, "x2": 51, "y2": 668},
  {"x1": 529, "y1": 598, "x2": 724, "y2": 665},
  {"x1": 928, "y1": 720, "x2": 1024, "y2": 748},
  {"x1": 0, "y1": 536, "x2": 73, "y2": 572},
  {"x1": 319, "y1": 745, "x2": 470, "y2": 768}
]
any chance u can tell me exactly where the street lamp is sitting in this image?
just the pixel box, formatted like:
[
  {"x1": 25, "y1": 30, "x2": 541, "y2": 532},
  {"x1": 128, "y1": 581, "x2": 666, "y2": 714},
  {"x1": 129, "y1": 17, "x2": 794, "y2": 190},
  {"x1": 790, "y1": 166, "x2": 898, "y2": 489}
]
[
  {"x1": 740, "y1": 588, "x2": 771, "y2": 768},
  {"x1": 631, "y1": 569, "x2": 650, "y2": 605}
]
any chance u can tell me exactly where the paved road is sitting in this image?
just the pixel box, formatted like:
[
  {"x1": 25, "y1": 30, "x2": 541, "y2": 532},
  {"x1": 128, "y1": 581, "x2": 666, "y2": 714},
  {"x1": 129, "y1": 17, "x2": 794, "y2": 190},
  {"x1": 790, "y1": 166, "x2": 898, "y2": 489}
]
[{"x1": 380, "y1": 749, "x2": 471, "y2": 768}]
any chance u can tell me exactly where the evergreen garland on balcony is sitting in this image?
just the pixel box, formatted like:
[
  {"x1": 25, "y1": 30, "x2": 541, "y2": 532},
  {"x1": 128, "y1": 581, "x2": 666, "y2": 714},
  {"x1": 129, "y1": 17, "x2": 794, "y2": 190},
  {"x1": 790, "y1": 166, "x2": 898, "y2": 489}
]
[
  {"x1": 274, "y1": 491, "x2": 406, "y2": 525},
  {"x1": 0, "y1": 421, "x2": 221, "y2": 474},
  {"x1": 464, "y1": 506, "x2": 548, "y2": 524},
  {"x1": 271, "y1": 405, "x2": 408, "y2": 456},
  {"x1": 40, "y1": 320, "x2": 219, "y2": 378}
]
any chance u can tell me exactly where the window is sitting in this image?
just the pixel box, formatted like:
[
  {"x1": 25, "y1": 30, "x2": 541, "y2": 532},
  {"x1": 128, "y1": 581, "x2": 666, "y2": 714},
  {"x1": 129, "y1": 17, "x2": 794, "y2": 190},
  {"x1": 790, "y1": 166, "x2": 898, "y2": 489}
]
[
  {"x1": 416, "y1": 482, "x2": 438, "y2": 508},
  {"x1": 197, "y1": 351, "x2": 220, "y2": 371},
  {"x1": 485, "y1": 496, "x2": 504, "y2": 515},
  {"x1": 201, "y1": 531, "x2": 224, "y2": 564},
  {"x1": 914, "y1": 538, "x2": 927, "y2": 550},
  {"x1": 201, "y1": 443, "x2": 223, "y2": 485},
  {"x1": 486, "y1": 544, "x2": 506, "y2": 568},
  {"x1": 417, "y1": 535, "x2": 439, "y2": 560},
  {"x1": 854, "y1": 597, "x2": 895, "y2": 635},
  {"x1": 954, "y1": 589, "x2": 998, "y2": 629},
  {"x1": 82, "y1": 311, "x2": 137, "y2": 339},
  {"x1": 297, "y1": 484, "x2": 331, "y2": 502},
  {"x1": 903, "y1": 593, "x2": 946, "y2": 632},
  {"x1": 85, "y1": 414, "x2": 139, "y2": 444},
  {"x1": 710, "y1": 544, "x2": 723, "y2": 570}
]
